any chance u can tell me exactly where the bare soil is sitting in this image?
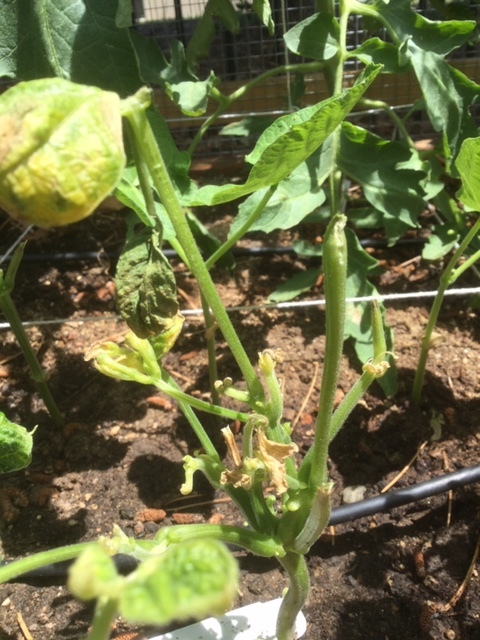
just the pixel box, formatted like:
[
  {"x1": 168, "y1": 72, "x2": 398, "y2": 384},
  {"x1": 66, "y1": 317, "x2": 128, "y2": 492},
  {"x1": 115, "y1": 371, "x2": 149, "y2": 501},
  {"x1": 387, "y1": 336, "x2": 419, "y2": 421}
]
[{"x1": 0, "y1": 202, "x2": 479, "y2": 640}]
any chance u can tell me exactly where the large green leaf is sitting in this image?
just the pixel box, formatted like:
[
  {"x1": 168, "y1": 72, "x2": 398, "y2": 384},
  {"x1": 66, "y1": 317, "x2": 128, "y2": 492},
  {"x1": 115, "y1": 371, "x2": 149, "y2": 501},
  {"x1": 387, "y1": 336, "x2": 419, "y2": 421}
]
[
  {"x1": 456, "y1": 137, "x2": 480, "y2": 211},
  {"x1": 193, "y1": 64, "x2": 382, "y2": 206},
  {"x1": 0, "y1": 413, "x2": 34, "y2": 474},
  {"x1": 284, "y1": 13, "x2": 340, "y2": 61},
  {"x1": 373, "y1": 0, "x2": 476, "y2": 55},
  {"x1": 402, "y1": 41, "x2": 480, "y2": 158},
  {"x1": 229, "y1": 145, "x2": 332, "y2": 237},
  {"x1": 0, "y1": 0, "x2": 144, "y2": 95},
  {"x1": 338, "y1": 123, "x2": 428, "y2": 244}
]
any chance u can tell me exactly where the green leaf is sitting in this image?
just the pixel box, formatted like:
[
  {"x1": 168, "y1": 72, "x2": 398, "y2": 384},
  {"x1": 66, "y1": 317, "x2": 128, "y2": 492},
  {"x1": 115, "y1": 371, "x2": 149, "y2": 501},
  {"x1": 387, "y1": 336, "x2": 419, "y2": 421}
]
[
  {"x1": 352, "y1": 38, "x2": 409, "y2": 74},
  {"x1": 402, "y1": 41, "x2": 480, "y2": 158},
  {"x1": 186, "y1": 0, "x2": 240, "y2": 69},
  {"x1": 193, "y1": 64, "x2": 382, "y2": 206},
  {"x1": 220, "y1": 115, "x2": 275, "y2": 137},
  {"x1": 120, "y1": 539, "x2": 238, "y2": 625},
  {"x1": 338, "y1": 123, "x2": 427, "y2": 244},
  {"x1": 166, "y1": 71, "x2": 219, "y2": 117},
  {"x1": 253, "y1": 0, "x2": 275, "y2": 36},
  {"x1": 268, "y1": 267, "x2": 321, "y2": 303},
  {"x1": 68, "y1": 545, "x2": 122, "y2": 601},
  {"x1": 373, "y1": 0, "x2": 476, "y2": 55},
  {"x1": 456, "y1": 137, "x2": 480, "y2": 210},
  {"x1": 0, "y1": 413, "x2": 34, "y2": 474},
  {"x1": 344, "y1": 230, "x2": 396, "y2": 396},
  {"x1": 229, "y1": 155, "x2": 327, "y2": 236},
  {"x1": 0, "y1": 0, "x2": 143, "y2": 95},
  {"x1": 284, "y1": 13, "x2": 339, "y2": 61},
  {"x1": 422, "y1": 224, "x2": 459, "y2": 260}
]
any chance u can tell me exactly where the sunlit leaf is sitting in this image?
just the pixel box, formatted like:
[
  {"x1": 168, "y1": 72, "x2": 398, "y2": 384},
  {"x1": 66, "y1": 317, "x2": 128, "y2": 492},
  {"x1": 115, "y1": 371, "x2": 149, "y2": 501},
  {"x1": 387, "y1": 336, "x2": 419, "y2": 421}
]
[
  {"x1": 193, "y1": 65, "x2": 382, "y2": 206},
  {"x1": 284, "y1": 13, "x2": 339, "y2": 61},
  {"x1": 456, "y1": 137, "x2": 480, "y2": 210},
  {"x1": 268, "y1": 267, "x2": 321, "y2": 303},
  {"x1": 0, "y1": 413, "x2": 34, "y2": 474}
]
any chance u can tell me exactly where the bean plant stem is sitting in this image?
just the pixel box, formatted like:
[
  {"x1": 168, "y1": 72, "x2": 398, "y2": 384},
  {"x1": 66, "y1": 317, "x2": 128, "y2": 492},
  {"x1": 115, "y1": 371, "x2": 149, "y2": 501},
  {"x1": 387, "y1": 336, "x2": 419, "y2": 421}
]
[
  {"x1": 87, "y1": 597, "x2": 119, "y2": 640},
  {"x1": 276, "y1": 553, "x2": 310, "y2": 640},
  {"x1": 123, "y1": 93, "x2": 265, "y2": 403},
  {"x1": 412, "y1": 215, "x2": 480, "y2": 403},
  {"x1": 0, "y1": 245, "x2": 63, "y2": 427},
  {"x1": 0, "y1": 542, "x2": 91, "y2": 583}
]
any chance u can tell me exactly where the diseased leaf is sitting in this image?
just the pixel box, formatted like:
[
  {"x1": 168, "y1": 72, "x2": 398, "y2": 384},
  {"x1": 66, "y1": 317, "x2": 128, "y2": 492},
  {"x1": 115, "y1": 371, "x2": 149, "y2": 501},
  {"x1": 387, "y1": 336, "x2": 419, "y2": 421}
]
[
  {"x1": 284, "y1": 13, "x2": 339, "y2": 62},
  {"x1": 0, "y1": 413, "x2": 34, "y2": 474},
  {"x1": 193, "y1": 65, "x2": 382, "y2": 206},
  {"x1": 0, "y1": 79, "x2": 125, "y2": 229},
  {"x1": 116, "y1": 228, "x2": 182, "y2": 340}
]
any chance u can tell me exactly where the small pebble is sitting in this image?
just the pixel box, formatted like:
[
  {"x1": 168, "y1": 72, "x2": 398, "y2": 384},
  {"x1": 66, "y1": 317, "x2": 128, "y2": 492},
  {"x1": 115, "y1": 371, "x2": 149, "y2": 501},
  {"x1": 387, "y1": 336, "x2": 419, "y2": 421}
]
[{"x1": 342, "y1": 485, "x2": 367, "y2": 504}]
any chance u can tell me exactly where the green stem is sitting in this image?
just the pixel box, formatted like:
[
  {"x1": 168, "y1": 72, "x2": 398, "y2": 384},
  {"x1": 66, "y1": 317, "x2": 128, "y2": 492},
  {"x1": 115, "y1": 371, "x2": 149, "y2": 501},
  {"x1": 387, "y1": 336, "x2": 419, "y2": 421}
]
[
  {"x1": 412, "y1": 216, "x2": 480, "y2": 403},
  {"x1": 156, "y1": 371, "x2": 251, "y2": 426},
  {"x1": 87, "y1": 596, "x2": 118, "y2": 640},
  {"x1": 358, "y1": 98, "x2": 416, "y2": 149},
  {"x1": 0, "y1": 248, "x2": 63, "y2": 427},
  {"x1": 0, "y1": 542, "x2": 91, "y2": 583},
  {"x1": 200, "y1": 294, "x2": 221, "y2": 406},
  {"x1": 154, "y1": 523, "x2": 285, "y2": 558},
  {"x1": 205, "y1": 185, "x2": 278, "y2": 270},
  {"x1": 188, "y1": 63, "x2": 325, "y2": 156},
  {"x1": 276, "y1": 553, "x2": 310, "y2": 640},
  {"x1": 123, "y1": 93, "x2": 264, "y2": 403}
]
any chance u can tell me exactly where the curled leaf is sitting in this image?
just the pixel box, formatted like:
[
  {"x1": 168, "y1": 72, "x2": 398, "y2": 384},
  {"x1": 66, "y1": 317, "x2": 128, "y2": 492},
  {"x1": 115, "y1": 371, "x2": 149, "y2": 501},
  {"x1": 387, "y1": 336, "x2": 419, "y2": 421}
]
[
  {"x1": 0, "y1": 79, "x2": 126, "y2": 228},
  {"x1": 116, "y1": 227, "x2": 183, "y2": 343},
  {"x1": 0, "y1": 413, "x2": 34, "y2": 474}
]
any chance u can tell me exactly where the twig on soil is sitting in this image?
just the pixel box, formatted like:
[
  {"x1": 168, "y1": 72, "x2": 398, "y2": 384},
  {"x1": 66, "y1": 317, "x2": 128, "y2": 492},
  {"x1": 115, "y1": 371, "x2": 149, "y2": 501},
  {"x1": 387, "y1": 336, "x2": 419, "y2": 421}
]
[
  {"x1": 442, "y1": 449, "x2": 453, "y2": 528},
  {"x1": 292, "y1": 362, "x2": 319, "y2": 429},
  {"x1": 440, "y1": 531, "x2": 480, "y2": 613},
  {"x1": 17, "y1": 612, "x2": 33, "y2": 640},
  {"x1": 381, "y1": 440, "x2": 428, "y2": 493}
]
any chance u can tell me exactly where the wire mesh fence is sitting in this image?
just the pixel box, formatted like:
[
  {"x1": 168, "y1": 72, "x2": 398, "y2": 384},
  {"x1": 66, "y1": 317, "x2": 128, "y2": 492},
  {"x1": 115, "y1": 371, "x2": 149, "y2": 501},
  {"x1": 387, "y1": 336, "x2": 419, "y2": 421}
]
[{"x1": 135, "y1": 0, "x2": 480, "y2": 156}]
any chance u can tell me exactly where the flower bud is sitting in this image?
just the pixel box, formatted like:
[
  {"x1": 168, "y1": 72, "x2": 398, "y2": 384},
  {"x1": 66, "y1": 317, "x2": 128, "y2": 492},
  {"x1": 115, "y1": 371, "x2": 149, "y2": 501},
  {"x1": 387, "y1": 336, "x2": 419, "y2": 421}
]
[{"x1": 0, "y1": 79, "x2": 125, "y2": 228}]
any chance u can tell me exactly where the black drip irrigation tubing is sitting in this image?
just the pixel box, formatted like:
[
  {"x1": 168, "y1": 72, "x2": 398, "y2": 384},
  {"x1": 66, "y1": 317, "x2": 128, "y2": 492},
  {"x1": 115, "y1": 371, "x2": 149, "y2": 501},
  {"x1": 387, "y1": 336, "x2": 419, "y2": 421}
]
[
  {"x1": 0, "y1": 237, "x2": 426, "y2": 265},
  {"x1": 2, "y1": 463, "x2": 480, "y2": 584}
]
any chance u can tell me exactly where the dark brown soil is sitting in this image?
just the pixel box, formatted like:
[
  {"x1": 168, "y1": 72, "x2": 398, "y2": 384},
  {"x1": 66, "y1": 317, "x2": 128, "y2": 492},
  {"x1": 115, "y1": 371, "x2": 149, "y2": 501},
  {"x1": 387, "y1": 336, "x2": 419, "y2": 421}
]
[{"x1": 0, "y1": 203, "x2": 479, "y2": 640}]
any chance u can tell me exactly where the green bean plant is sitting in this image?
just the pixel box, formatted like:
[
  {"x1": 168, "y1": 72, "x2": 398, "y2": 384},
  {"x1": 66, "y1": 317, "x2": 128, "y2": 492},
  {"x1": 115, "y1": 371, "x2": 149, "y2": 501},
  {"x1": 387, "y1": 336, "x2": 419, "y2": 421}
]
[{"x1": 0, "y1": 75, "x2": 396, "y2": 639}]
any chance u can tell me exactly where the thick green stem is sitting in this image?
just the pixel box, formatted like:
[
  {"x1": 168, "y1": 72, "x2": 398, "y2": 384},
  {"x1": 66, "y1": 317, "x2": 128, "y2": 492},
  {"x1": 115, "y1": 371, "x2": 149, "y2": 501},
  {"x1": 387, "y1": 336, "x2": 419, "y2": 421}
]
[
  {"x1": 87, "y1": 596, "x2": 118, "y2": 640},
  {"x1": 0, "y1": 542, "x2": 91, "y2": 583},
  {"x1": 276, "y1": 553, "x2": 310, "y2": 640},
  {"x1": 154, "y1": 523, "x2": 285, "y2": 558},
  {"x1": 412, "y1": 216, "x2": 480, "y2": 403},
  {"x1": 123, "y1": 92, "x2": 264, "y2": 403}
]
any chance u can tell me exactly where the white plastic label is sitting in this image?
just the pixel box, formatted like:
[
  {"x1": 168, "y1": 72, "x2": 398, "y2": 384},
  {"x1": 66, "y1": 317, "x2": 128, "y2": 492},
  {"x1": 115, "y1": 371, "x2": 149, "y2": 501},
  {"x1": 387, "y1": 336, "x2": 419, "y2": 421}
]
[{"x1": 149, "y1": 597, "x2": 307, "y2": 640}]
